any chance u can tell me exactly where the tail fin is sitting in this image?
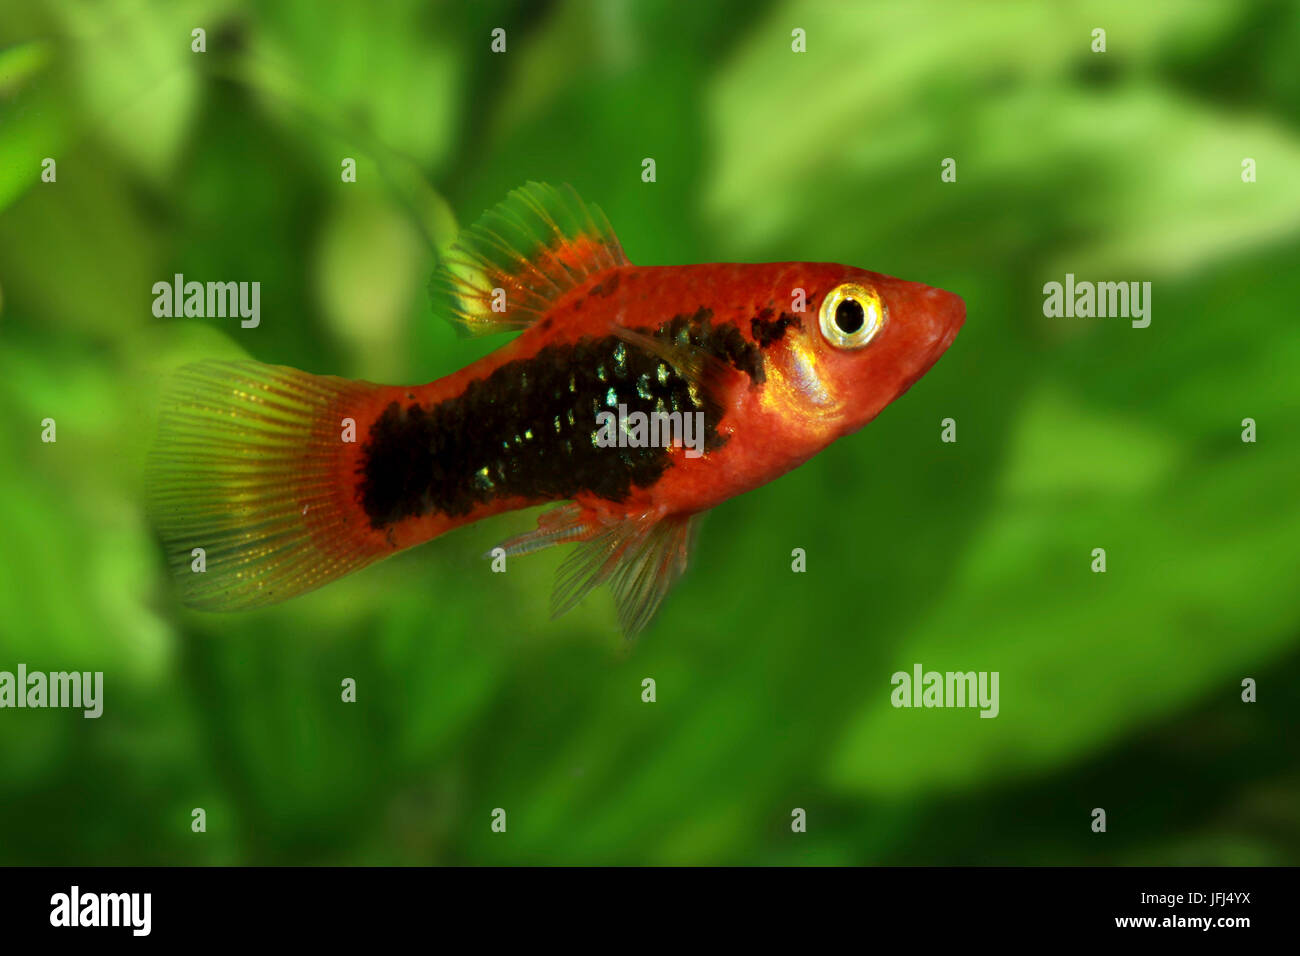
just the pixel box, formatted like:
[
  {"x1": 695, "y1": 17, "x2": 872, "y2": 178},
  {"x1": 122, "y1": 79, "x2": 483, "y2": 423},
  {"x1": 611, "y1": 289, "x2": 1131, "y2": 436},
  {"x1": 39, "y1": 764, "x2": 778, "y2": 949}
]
[{"x1": 145, "y1": 360, "x2": 389, "y2": 611}]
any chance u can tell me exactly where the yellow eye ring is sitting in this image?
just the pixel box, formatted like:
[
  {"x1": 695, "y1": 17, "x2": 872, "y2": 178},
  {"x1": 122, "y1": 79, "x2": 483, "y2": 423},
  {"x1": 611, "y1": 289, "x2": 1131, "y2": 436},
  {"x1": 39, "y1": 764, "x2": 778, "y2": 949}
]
[{"x1": 818, "y1": 283, "x2": 886, "y2": 349}]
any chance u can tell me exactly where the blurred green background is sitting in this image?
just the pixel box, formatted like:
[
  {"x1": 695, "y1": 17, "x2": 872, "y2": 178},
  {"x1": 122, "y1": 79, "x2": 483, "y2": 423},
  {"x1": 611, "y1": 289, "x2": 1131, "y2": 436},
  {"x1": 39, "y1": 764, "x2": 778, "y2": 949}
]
[{"x1": 2, "y1": 0, "x2": 1298, "y2": 865}]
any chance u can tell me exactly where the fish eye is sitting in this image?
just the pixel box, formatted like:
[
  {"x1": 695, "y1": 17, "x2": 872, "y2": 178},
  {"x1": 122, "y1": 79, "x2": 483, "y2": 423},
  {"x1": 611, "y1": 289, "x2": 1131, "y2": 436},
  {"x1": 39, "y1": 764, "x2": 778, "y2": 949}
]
[{"x1": 819, "y1": 283, "x2": 885, "y2": 349}]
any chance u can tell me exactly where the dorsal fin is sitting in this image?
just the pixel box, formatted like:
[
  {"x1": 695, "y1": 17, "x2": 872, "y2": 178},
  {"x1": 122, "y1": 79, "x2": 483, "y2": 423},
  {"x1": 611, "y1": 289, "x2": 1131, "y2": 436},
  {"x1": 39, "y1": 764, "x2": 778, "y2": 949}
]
[{"x1": 431, "y1": 182, "x2": 629, "y2": 336}]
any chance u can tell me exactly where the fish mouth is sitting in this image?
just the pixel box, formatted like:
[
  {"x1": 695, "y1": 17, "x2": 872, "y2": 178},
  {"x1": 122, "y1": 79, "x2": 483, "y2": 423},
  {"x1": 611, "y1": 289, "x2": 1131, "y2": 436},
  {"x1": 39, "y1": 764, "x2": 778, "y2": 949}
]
[
  {"x1": 939, "y1": 291, "x2": 965, "y2": 351},
  {"x1": 920, "y1": 286, "x2": 965, "y2": 360}
]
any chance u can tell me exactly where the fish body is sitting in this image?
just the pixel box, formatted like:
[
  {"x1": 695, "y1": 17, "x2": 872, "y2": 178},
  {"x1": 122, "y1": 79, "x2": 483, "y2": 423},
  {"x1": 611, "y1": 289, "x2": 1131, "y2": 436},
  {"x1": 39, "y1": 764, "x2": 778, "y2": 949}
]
[{"x1": 147, "y1": 184, "x2": 964, "y2": 632}]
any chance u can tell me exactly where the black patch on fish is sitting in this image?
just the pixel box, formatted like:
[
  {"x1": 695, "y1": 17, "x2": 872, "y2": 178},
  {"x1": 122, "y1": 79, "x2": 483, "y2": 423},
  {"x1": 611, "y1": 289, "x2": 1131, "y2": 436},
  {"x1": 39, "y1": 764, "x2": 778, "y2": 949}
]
[
  {"x1": 589, "y1": 272, "x2": 621, "y2": 298},
  {"x1": 651, "y1": 307, "x2": 765, "y2": 385},
  {"x1": 357, "y1": 313, "x2": 745, "y2": 528},
  {"x1": 751, "y1": 309, "x2": 800, "y2": 348}
]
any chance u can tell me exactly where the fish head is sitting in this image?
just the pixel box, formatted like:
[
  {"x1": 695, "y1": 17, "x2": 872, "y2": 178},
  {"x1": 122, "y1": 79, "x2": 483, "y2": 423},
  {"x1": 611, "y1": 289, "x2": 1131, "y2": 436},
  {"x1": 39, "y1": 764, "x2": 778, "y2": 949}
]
[{"x1": 760, "y1": 264, "x2": 965, "y2": 439}]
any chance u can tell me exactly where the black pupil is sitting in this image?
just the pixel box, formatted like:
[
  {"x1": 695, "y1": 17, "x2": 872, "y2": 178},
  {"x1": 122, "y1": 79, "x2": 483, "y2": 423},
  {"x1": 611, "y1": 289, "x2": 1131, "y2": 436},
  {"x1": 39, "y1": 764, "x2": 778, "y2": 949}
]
[{"x1": 835, "y1": 298, "x2": 865, "y2": 334}]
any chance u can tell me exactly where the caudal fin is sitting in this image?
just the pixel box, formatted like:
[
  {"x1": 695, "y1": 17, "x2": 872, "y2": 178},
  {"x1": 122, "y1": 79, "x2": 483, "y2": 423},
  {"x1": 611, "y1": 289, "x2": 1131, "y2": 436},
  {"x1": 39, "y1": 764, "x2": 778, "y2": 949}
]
[{"x1": 145, "y1": 360, "x2": 389, "y2": 611}]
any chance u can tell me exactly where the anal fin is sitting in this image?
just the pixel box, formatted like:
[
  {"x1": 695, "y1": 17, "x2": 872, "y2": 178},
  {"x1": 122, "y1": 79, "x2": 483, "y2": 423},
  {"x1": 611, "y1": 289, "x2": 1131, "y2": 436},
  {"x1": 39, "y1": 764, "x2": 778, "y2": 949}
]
[
  {"x1": 490, "y1": 505, "x2": 703, "y2": 637},
  {"x1": 556, "y1": 512, "x2": 703, "y2": 636}
]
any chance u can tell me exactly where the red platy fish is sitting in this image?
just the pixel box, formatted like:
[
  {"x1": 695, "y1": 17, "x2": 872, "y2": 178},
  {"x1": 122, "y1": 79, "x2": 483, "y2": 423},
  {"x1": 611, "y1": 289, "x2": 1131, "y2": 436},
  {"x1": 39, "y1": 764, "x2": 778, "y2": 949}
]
[{"x1": 147, "y1": 183, "x2": 964, "y2": 633}]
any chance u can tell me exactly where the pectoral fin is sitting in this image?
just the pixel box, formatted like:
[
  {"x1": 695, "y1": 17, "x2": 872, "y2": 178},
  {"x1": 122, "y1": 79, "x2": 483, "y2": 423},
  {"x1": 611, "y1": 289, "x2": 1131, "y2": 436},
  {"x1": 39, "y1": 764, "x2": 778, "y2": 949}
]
[{"x1": 611, "y1": 324, "x2": 747, "y2": 436}]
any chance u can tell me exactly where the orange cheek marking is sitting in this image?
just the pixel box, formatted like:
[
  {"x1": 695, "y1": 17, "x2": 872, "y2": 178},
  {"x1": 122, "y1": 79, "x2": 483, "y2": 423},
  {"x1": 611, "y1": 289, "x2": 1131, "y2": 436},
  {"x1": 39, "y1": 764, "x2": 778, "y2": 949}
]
[{"x1": 759, "y1": 336, "x2": 843, "y2": 440}]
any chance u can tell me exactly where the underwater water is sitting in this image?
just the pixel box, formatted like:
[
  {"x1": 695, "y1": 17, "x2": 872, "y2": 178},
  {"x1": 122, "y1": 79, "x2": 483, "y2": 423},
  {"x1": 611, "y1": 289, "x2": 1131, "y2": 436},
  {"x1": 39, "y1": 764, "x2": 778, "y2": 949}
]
[{"x1": 1, "y1": 0, "x2": 1298, "y2": 866}]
